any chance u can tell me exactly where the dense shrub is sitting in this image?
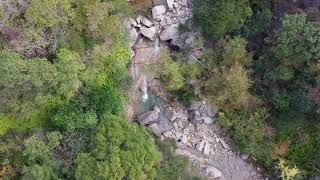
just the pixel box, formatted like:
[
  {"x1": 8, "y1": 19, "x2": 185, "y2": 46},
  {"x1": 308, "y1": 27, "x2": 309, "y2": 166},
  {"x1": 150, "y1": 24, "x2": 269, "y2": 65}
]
[
  {"x1": 75, "y1": 115, "x2": 159, "y2": 180},
  {"x1": 200, "y1": 37, "x2": 252, "y2": 108},
  {"x1": 155, "y1": 139, "x2": 204, "y2": 180},
  {"x1": 219, "y1": 108, "x2": 275, "y2": 166},
  {"x1": 193, "y1": 0, "x2": 252, "y2": 41}
]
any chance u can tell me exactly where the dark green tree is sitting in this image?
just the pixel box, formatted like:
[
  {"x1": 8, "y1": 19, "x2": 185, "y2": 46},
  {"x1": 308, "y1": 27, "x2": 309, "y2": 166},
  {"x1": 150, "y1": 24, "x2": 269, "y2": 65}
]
[{"x1": 193, "y1": 0, "x2": 252, "y2": 41}]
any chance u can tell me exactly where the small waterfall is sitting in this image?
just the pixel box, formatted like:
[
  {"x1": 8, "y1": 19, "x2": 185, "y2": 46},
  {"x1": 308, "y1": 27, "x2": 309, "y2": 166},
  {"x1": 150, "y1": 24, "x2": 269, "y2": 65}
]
[
  {"x1": 154, "y1": 37, "x2": 160, "y2": 53},
  {"x1": 142, "y1": 76, "x2": 148, "y2": 102},
  {"x1": 139, "y1": 37, "x2": 144, "y2": 44}
]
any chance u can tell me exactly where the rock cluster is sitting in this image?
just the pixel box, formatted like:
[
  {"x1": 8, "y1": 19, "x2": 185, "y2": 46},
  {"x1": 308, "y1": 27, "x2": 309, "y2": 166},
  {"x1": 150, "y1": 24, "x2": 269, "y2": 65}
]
[{"x1": 125, "y1": 0, "x2": 192, "y2": 43}]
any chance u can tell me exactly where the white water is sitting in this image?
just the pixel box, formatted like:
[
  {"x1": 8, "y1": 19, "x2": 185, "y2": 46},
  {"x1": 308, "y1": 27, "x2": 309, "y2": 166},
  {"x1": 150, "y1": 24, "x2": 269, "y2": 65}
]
[
  {"x1": 154, "y1": 37, "x2": 160, "y2": 53},
  {"x1": 142, "y1": 76, "x2": 148, "y2": 102},
  {"x1": 139, "y1": 37, "x2": 144, "y2": 44}
]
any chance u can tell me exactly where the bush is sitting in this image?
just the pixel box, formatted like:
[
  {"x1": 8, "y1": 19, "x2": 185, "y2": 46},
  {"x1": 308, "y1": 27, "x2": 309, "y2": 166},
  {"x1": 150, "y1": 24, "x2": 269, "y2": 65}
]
[
  {"x1": 155, "y1": 139, "x2": 204, "y2": 180},
  {"x1": 158, "y1": 49, "x2": 185, "y2": 91}
]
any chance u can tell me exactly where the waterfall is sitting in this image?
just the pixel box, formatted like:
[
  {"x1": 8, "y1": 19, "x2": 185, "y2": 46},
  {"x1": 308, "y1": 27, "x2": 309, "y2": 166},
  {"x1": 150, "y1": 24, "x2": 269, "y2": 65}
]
[
  {"x1": 139, "y1": 37, "x2": 144, "y2": 44},
  {"x1": 142, "y1": 76, "x2": 148, "y2": 102},
  {"x1": 154, "y1": 37, "x2": 160, "y2": 53}
]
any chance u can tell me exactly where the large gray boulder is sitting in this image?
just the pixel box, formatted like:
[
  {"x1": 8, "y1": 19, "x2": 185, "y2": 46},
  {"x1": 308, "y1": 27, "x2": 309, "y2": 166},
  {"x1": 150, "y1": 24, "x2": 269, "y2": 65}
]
[
  {"x1": 152, "y1": 5, "x2": 166, "y2": 21},
  {"x1": 140, "y1": 26, "x2": 157, "y2": 41},
  {"x1": 159, "y1": 24, "x2": 179, "y2": 41},
  {"x1": 138, "y1": 107, "x2": 160, "y2": 125},
  {"x1": 203, "y1": 116, "x2": 214, "y2": 124},
  {"x1": 138, "y1": 15, "x2": 153, "y2": 27},
  {"x1": 148, "y1": 122, "x2": 173, "y2": 137}
]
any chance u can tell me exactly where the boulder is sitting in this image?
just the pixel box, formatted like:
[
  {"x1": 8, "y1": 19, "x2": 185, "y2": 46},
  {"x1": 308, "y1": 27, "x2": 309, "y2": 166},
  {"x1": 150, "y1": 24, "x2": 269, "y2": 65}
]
[
  {"x1": 179, "y1": 0, "x2": 188, "y2": 6},
  {"x1": 139, "y1": 15, "x2": 153, "y2": 27},
  {"x1": 138, "y1": 108, "x2": 160, "y2": 125},
  {"x1": 196, "y1": 141, "x2": 205, "y2": 152},
  {"x1": 203, "y1": 142, "x2": 211, "y2": 155},
  {"x1": 165, "y1": 108, "x2": 177, "y2": 121},
  {"x1": 159, "y1": 24, "x2": 179, "y2": 41},
  {"x1": 140, "y1": 26, "x2": 157, "y2": 41},
  {"x1": 128, "y1": 28, "x2": 138, "y2": 47},
  {"x1": 167, "y1": 0, "x2": 174, "y2": 10},
  {"x1": 203, "y1": 116, "x2": 214, "y2": 125},
  {"x1": 148, "y1": 122, "x2": 173, "y2": 137},
  {"x1": 189, "y1": 102, "x2": 201, "y2": 110},
  {"x1": 129, "y1": 17, "x2": 138, "y2": 27},
  {"x1": 152, "y1": 5, "x2": 166, "y2": 21},
  {"x1": 206, "y1": 166, "x2": 222, "y2": 179},
  {"x1": 207, "y1": 106, "x2": 219, "y2": 117},
  {"x1": 219, "y1": 139, "x2": 230, "y2": 150},
  {"x1": 241, "y1": 154, "x2": 249, "y2": 160}
]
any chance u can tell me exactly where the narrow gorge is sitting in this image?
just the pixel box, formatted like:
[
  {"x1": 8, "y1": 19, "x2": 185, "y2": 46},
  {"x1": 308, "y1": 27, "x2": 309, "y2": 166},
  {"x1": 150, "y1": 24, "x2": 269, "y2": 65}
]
[{"x1": 125, "y1": 0, "x2": 264, "y2": 179}]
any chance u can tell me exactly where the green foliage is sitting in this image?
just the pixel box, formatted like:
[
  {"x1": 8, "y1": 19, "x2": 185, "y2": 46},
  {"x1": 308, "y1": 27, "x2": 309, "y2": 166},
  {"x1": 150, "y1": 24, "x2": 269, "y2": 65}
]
[
  {"x1": 178, "y1": 24, "x2": 189, "y2": 34},
  {"x1": 86, "y1": 45, "x2": 132, "y2": 89},
  {"x1": 174, "y1": 88, "x2": 199, "y2": 107},
  {"x1": 255, "y1": 14, "x2": 320, "y2": 113},
  {"x1": 243, "y1": 0, "x2": 272, "y2": 36},
  {"x1": 158, "y1": 49, "x2": 186, "y2": 91},
  {"x1": 200, "y1": 37, "x2": 252, "y2": 108},
  {"x1": 273, "y1": 14, "x2": 320, "y2": 66},
  {"x1": 156, "y1": 139, "x2": 203, "y2": 180},
  {"x1": 219, "y1": 108, "x2": 274, "y2": 166},
  {"x1": 72, "y1": 0, "x2": 132, "y2": 40},
  {"x1": 0, "y1": 130, "x2": 26, "y2": 176},
  {"x1": 204, "y1": 64, "x2": 251, "y2": 108},
  {"x1": 157, "y1": 155, "x2": 190, "y2": 180},
  {"x1": 22, "y1": 132, "x2": 63, "y2": 180},
  {"x1": 193, "y1": 0, "x2": 252, "y2": 41},
  {"x1": 25, "y1": 0, "x2": 73, "y2": 30},
  {"x1": 0, "y1": 49, "x2": 84, "y2": 120},
  {"x1": 75, "y1": 115, "x2": 159, "y2": 180},
  {"x1": 49, "y1": 83, "x2": 124, "y2": 132}
]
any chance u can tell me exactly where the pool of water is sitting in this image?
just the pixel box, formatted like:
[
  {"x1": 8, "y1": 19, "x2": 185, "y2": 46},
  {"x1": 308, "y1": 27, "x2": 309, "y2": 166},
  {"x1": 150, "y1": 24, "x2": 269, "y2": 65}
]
[{"x1": 134, "y1": 91, "x2": 172, "y2": 128}]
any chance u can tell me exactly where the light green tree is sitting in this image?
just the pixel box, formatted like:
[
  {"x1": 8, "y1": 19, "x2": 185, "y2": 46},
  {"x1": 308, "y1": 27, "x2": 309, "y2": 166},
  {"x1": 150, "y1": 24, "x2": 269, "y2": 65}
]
[
  {"x1": 75, "y1": 115, "x2": 159, "y2": 180},
  {"x1": 0, "y1": 49, "x2": 84, "y2": 119},
  {"x1": 22, "y1": 132, "x2": 62, "y2": 180}
]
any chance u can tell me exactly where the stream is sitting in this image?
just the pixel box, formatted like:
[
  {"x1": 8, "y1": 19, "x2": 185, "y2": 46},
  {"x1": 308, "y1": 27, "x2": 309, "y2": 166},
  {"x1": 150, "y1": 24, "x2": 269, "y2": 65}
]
[{"x1": 125, "y1": 0, "x2": 264, "y2": 179}]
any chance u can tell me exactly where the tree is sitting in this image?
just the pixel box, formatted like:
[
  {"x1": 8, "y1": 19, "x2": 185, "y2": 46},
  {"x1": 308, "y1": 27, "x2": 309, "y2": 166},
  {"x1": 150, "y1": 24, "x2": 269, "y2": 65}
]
[
  {"x1": 200, "y1": 37, "x2": 252, "y2": 108},
  {"x1": 256, "y1": 14, "x2": 320, "y2": 113},
  {"x1": 75, "y1": 115, "x2": 159, "y2": 180},
  {"x1": 243, "y1": 0, "x2": 272, "y2": 37},
  {"x1": 0, "y1": 49, "x2": 84, "y2": 121},
  {"x1": 219, "y1": 108, "x2": 274, "y2": 166},
  {"x1": 25, "y1": 0, "x2": 73, "y2": 30},
  {"x1": 71, "y1": 0, "x2": 132, "y2": 41},
  {"x1": 22, "y1": 132, "x2": 62, "y2": 180},
  {"x1": 204, "y1": 64, "x2": 251, "y2": 108},
  {"x1": 193, "y1": 0, "x2": 252, "y2": 41}
]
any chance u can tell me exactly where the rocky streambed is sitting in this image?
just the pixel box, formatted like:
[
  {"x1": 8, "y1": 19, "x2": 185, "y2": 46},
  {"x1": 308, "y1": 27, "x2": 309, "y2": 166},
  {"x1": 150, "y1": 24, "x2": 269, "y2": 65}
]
[{"x1": 125, "y1": 0, "x2": 264, "y2": 179}]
